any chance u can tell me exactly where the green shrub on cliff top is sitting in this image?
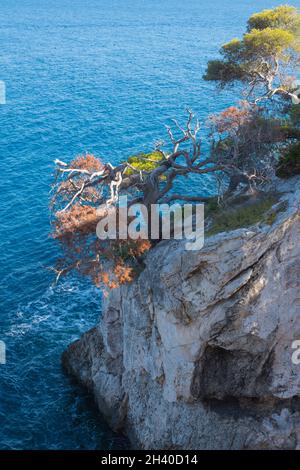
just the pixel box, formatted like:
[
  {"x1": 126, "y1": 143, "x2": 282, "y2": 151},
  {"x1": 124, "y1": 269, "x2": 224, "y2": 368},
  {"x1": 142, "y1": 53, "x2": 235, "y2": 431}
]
[
  {"x1": 207, "y1": 193, "x2": 280, "y2": 236},
  {"x1": 276, "y1": 142, "x2": 300, "y2": 178}
]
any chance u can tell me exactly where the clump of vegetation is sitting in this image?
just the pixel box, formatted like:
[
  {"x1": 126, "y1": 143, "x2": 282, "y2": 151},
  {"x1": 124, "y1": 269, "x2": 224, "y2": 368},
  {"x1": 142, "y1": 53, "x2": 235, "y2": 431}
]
[
  {"x1": 207, "y1": 193, "x2": 280, "y2": 236},
  {"x1": 204, "y1": 196, "x2": 221, "y2": 217},
  {"x1": 247, "y1": 4, "x2": 300, "y2": 31},
  {"x1": 204, "y1": 5, "x2": 300, "y2": 103},
  {"x1": 276, "y1": 142, "x2": 300, "y2": 177},
  {"x1": 208, "y1": 103, "x2": 286, "y2": 193},
  {"x1": 289, "y1": 104, "x2": 300, "y2": 128},
  {"x1": 125, "y1": 151, "x2": 164, "y2": 175}
]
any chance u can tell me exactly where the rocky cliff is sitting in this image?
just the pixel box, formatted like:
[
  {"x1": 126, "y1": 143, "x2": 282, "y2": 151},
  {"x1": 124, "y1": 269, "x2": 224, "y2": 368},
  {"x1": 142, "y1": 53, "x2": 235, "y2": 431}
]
[{"x1": 62, "y1": 176, "x2": 300, "y2": 449}]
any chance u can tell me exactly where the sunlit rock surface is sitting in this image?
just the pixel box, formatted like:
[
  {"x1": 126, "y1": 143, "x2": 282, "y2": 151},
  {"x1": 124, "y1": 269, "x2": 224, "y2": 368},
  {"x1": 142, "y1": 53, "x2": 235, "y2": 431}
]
[{"x1": 63, "y1": 176, "x2": 300, "y2": 449}]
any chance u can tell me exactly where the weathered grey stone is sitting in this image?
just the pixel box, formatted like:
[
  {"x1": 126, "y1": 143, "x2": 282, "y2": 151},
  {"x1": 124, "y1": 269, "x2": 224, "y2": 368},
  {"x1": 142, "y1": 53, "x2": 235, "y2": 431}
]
[{"x1": 63, "y1": 176, "x2": 300, "y2": 449}]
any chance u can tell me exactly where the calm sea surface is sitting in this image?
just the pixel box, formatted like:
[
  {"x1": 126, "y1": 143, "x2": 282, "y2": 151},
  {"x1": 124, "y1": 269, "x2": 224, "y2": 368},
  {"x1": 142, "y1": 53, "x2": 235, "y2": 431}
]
[{"x1": 0, "y1": 0, "x2": 296, "y2": 449}]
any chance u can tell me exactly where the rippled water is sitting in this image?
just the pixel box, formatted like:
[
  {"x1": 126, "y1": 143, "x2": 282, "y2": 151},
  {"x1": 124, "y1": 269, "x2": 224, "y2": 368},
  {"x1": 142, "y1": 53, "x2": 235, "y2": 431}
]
[{"x1": 0, "y1": 0, "x2": 288, "y2": 450}]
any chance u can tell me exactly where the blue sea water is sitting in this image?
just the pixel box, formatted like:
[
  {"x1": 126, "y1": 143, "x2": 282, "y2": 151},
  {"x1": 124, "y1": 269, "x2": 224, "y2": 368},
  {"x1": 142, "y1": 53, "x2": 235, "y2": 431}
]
[{"x1": 0, "y1": 0, "x2": 297, "y2": 450}]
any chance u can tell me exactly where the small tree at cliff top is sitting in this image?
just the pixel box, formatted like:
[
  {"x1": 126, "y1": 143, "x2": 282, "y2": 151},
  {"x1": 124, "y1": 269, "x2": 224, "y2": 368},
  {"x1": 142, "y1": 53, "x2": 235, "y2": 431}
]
[
  {"x1": 204, "y1": 5, "x2": 300, "y2": 103},
  {"x1": 51, "y1": 111, "x2": 231, "y2": 289},
  {"x1": 208, "y1": 102, "x2": 287, "y2": 194},
  {"x1": 204, "y1": 5, "x2": 300, "y2": 192}
]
